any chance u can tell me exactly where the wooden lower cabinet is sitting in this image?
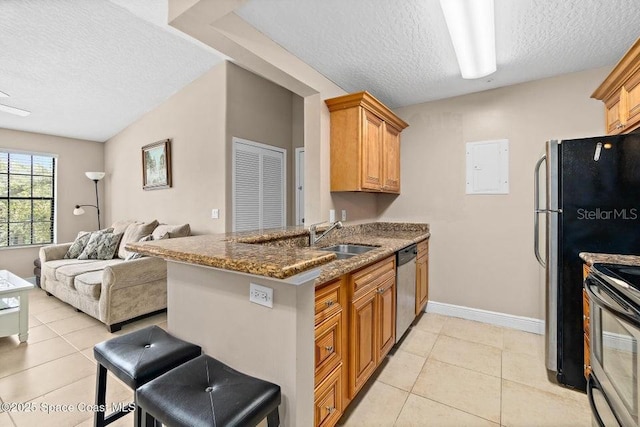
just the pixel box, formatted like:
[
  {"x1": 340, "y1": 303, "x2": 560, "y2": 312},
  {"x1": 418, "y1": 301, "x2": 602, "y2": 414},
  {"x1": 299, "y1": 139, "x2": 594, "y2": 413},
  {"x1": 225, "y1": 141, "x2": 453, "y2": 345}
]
[
  {"x1": 349, "y1": 287, "x2": 378, "y2": 396},
  {"x1": 583, "y1": 264, "x2": 591, "y2": 379},
  {"x1": 348, "y1": 256, "x2": 396, "y2": 399},
  {"x1": 315, "y1": 311, "x2": 343, "y2": 384},
  {"x1": 314, "y1": 277, "x2": 347, "y2": 427},
  {"x1": 314, "y1": 254, "x2": 404, "y2": 425},
  {"x1": 314, "y1": 365, "x2": 343, "y2": 427},
  {"x1": 376, "y1": 277, "x2": 396, "y2": 361},
  {"x1": 415, "y1": 240, "x2": 429, "y2": 315}
]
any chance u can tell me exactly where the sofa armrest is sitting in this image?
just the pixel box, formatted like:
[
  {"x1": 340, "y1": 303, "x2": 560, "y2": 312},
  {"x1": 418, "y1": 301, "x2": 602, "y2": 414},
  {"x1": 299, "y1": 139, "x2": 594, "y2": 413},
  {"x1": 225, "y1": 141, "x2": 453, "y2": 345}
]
[
  {"x1": 39, "y1": 243, "x2": 73, "y2": 263},
  {"x1": 103, "y1": 257, "x2": 167, "y2": 291}
]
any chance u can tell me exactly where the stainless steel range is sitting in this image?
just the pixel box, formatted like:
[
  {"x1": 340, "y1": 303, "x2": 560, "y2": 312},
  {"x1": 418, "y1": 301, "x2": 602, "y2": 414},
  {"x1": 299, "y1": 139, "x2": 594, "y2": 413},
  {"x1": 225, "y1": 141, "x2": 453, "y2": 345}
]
[{"x1": 585, "y1": 264, "x2": 640, "y2": 426}]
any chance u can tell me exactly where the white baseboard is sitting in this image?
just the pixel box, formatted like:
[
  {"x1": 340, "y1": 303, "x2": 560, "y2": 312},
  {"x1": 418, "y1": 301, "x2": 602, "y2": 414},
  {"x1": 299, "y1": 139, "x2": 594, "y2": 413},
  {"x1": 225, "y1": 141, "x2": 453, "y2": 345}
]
[{"x1": 426, "y1": 301, "x2": 545, "y2": 335}]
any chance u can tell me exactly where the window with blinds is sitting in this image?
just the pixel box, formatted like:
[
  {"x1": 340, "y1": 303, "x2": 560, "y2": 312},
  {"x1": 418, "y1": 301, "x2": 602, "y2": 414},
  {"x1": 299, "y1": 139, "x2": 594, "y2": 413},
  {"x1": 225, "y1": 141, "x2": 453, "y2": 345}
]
[
  {"x1": 0, "y1": 151, "x2": 56, "y2": 247},
  {"x1": 232, "y1": 138, "x2": 285, "y2": 232}
]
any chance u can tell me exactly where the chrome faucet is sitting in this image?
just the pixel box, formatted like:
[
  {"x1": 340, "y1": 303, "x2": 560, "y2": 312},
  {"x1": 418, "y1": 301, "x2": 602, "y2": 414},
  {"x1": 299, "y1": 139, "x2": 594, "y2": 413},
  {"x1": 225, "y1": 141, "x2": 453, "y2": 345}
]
[{"x1": 309, "y1": 221, "x2": 343, "y2": 246}]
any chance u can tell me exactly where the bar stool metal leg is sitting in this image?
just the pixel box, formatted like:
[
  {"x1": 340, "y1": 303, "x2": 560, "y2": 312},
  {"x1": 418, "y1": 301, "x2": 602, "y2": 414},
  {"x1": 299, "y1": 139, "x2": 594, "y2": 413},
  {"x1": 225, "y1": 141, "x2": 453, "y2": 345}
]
[{"x1": 95, "y1": 364, "x2": 107, "y2": 427}]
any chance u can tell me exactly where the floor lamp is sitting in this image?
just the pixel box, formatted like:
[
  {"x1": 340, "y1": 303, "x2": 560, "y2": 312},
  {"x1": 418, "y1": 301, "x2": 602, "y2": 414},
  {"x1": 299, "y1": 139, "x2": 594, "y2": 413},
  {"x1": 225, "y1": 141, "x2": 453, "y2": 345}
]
[{"x1": 74, "y1": 172, "x2": 105, "y2": 229}]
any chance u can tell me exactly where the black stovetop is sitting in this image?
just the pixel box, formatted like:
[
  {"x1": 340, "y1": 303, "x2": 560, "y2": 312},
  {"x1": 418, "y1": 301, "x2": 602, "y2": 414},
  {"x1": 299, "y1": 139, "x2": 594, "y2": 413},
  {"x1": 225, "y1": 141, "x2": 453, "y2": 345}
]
[{"x1": 591, "y1": 263, "x2": 640, "y2": 315}]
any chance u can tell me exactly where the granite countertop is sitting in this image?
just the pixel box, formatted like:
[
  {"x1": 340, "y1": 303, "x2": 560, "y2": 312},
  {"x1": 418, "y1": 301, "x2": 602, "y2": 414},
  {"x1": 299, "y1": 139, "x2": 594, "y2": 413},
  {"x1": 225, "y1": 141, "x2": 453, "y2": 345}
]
[
  {"x1": 127, "y1": 222, "x2": 430, "y2": 284},
  {"x1": 579, "y1": 252, "x2": 640, "y2": 267}
]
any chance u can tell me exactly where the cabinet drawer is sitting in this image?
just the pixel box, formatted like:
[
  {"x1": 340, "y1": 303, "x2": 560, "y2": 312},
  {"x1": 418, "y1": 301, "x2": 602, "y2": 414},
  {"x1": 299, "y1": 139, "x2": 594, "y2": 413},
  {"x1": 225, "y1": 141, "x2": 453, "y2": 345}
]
[
  {"x1": 351, "y1": 257, "x2": 395, "y2": 299},
  {"x1": 315, "y1": 311, "x2": 343, "y2": 384},
  {"x1": 315, "y1": 278, "x2": 343, "y2": 325},
  {"x1": 314, "y1": 365, "x2": 343, "y2": 427}
]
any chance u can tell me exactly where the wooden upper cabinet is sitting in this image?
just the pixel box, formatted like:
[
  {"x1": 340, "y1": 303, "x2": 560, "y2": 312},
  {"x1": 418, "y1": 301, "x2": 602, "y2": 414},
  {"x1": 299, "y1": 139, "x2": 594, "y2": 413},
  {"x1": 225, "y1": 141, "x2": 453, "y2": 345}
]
[
  {"x1": 382, "y1": 124, "x2": 401, "y2": 192},
  {"x1": 361, "y1": 109, "x2": 384, "y2": 190},
  {"x1": 592, "y1": 38, "x2": 640, "y2": 134},
  {"x1": 326, "y1": 91, "x2": 408, "y2": 193}
]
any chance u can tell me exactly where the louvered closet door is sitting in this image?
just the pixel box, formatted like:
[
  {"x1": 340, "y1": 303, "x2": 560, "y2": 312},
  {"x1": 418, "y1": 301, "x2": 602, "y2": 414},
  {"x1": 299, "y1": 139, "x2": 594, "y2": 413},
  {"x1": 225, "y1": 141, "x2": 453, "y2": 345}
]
[{"x1": 233, "y1": 138, "x2": 286, "y2": 232}]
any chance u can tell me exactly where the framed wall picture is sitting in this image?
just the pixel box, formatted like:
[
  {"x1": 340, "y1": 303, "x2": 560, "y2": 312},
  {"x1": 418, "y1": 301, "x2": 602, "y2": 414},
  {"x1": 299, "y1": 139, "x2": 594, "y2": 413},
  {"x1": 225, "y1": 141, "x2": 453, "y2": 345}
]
[{"x1": 142, "y1": 139, "x2": 172, "y2": 190}]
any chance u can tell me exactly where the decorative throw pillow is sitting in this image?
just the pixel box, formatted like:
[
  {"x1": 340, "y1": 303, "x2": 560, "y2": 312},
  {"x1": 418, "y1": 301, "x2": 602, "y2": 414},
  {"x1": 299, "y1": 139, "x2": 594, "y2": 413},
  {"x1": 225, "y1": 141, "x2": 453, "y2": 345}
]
[
  {"x1": 110, "y1": 219, "x2": 136, "y2": 235},
  {"x1": 118, "y1": 220, "x2": 159, "y2": 259},
  {"x1": 78, "y1": 232, "x2": 123, "y2": 260},
  {"x1": 63, "y1": 228, "x2": 114, "y2": 259},
  {"x1": 152, "y1": 223, "x2": 190, "y2": 240},
  {"x1": 124, "y1": 235, "x2": 153, "y2": 261}
]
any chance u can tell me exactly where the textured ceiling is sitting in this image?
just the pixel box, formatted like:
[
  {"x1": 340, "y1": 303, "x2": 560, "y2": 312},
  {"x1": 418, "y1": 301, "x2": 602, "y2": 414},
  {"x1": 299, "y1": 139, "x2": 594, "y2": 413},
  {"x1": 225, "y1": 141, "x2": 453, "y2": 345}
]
[
  {"x1": 0, "y1": 0, "x2": 224, "y2": 142},
  {"x1": 237, "y1": 0, "x2": 640, "y2": 108}
]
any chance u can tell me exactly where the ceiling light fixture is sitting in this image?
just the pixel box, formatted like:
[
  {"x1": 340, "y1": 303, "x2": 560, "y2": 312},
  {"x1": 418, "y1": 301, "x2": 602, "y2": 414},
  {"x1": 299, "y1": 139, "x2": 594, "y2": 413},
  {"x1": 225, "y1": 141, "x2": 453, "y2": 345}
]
[
  {"x1": 0, "y1": 90, "x2": 9, "y2": 98},
  {"x1": 0, "y1": 104, "x2": 31, "y2": 117},
  {"x1": 439, "y1": 0, "x2": 496, "y2": 79}
]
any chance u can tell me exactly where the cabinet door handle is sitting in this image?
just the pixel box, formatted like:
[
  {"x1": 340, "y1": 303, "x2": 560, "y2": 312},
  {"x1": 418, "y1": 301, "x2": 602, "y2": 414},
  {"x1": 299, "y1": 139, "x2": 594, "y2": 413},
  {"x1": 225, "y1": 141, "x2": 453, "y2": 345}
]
[
  {"x1": 324, "y1": 345, "x2": 334, "y2": 353},
  {"x1": 326, "y1": 406, "x2": 336, "y2": 414},
  {"x1": 325, "y1": 300, "x2": 335, "y2": 307}
]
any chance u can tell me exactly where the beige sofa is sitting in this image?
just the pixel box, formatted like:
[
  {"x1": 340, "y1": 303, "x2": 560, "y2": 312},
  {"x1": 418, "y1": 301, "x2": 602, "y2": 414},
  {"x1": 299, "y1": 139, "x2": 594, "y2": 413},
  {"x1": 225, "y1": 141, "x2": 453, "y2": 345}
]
[{"x1": 39, "y1": 220, "x2": 189, "y2": 332}]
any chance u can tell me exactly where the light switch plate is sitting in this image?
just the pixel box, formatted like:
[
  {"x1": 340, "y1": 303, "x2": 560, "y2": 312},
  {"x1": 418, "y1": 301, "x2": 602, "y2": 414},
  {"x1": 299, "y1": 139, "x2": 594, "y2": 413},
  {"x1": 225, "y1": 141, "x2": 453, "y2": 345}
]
[
  {"x1": 211, "y1": 209, "x2": 219, "y2": 219},
  {"x1": 341, "y1": 210, "x2": 347, "y2": 221},
  {"x1": 329, "y1": 209, "x2": 336, "y2": 223}
]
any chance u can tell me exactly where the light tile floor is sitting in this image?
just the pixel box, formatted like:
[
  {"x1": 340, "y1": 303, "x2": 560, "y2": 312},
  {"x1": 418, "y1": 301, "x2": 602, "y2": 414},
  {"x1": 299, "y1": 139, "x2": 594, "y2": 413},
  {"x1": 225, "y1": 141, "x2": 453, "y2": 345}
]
[
  {"x1": 0, "y1": 287, "x2": 165, "y2": 427},
  {"x1": 0, "y1": 289, "x2": 592, "y2": 426},
  {"x1": 338, "y1": 313, "x2": 593, "y2": 427}
]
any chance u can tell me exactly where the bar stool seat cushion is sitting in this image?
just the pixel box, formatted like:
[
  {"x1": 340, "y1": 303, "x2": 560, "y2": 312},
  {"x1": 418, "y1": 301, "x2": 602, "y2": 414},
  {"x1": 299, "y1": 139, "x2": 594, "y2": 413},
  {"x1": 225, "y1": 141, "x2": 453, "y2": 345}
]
[
  {"x1": 94, "y1": 325, "x2": 201, "y2": 389},
  {"x1": 137, "y1": 354, "x2": 281, "y2": 427}
]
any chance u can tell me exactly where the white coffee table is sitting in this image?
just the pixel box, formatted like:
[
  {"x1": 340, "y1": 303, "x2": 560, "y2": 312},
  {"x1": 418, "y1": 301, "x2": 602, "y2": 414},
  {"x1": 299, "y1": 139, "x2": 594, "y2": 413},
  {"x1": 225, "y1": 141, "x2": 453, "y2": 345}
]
[{"x1": 0, "y1": 270, "x2": 34, "y2": 342}]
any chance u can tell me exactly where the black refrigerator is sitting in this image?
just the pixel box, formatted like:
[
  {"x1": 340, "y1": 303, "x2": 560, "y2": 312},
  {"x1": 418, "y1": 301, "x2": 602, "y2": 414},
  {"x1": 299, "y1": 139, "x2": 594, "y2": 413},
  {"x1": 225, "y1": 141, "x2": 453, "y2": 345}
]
[{"x1": 534, "y1": 134, "x2": 640, "y2": 391}]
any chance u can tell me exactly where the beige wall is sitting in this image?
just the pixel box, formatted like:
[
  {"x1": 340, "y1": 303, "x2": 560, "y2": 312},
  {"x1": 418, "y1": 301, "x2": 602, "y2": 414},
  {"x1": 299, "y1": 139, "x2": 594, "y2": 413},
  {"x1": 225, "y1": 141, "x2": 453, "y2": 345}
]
[
  {"x1": 225, "y1": 62, "x2": 302, "y2": 228},
  {"x1": 104, "y1": 63, "x2": 227, "y2": 234},
  {"x1": 0, "y1": 129, "x2": 103, "y2": 277},
  {"x1": 378, "y1": 67, "x2": 610, "y2": 319}
]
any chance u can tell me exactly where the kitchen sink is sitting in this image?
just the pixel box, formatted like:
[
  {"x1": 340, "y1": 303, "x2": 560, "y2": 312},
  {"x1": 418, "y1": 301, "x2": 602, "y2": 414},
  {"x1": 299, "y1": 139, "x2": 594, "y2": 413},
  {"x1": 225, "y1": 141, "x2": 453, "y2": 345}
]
[{"x1": 318, "y1": 244, "x2": 377, "y2": 255}]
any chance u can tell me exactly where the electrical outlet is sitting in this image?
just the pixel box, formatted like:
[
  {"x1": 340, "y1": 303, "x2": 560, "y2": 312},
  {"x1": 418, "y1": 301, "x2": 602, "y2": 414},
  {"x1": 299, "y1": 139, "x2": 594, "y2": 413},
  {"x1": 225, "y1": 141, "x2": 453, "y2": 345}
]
[
  {"x1": 341, "y1": 210, "x2": 347, "y2": 221},
  {"x1": 211, "y1": 209, "x2": 219, "y2": 219},
  {"x1": 249, "y1": 283, "x2": 273, "y2": 308},
  {"x1": 329, "y1": 209, "x2": 336, "y2": 223}
]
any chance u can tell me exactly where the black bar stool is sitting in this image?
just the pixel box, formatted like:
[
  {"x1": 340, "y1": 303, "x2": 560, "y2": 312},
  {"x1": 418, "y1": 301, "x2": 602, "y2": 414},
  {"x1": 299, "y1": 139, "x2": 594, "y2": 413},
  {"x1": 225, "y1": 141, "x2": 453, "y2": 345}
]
[
  {"x1": 136, "y1": 354, "x2": 281, "y2": 427},
  {"x1": 93, "y1": 325, "x2": 201, "y2": 427}
]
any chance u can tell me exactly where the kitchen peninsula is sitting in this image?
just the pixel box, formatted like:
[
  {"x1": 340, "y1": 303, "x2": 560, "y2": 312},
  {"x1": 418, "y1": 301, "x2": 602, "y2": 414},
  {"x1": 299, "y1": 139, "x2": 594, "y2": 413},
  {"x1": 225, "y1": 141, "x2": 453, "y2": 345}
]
[{"x1": 127, "y1": 222, "x2": 429, "y2": 427}]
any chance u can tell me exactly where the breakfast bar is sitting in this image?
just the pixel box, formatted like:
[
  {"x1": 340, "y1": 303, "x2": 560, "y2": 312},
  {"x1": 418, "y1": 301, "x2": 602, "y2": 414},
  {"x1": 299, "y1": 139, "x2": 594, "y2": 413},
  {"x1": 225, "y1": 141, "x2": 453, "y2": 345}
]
[{"x1": 127, "y1": 222, "x2": 430, "y2": 427}]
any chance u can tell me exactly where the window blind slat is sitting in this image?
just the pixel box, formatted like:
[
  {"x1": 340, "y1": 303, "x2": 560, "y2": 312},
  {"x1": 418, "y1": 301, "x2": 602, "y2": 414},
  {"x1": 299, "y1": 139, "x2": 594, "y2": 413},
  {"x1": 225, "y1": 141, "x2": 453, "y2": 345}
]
[{"x1": 0, "y1": 151, "x2": 55, "y2": 247}]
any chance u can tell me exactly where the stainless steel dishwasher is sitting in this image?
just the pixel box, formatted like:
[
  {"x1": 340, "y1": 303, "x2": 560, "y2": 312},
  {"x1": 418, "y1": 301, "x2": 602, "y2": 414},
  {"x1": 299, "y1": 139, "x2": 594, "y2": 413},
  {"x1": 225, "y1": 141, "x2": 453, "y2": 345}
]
[{"x1": 396, "y1": 244, "x2": 417, "y2": 343}]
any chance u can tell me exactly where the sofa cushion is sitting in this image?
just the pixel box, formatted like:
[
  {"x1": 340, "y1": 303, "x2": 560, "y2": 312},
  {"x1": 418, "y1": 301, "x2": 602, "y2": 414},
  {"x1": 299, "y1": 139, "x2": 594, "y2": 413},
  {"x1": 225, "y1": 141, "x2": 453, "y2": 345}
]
[
  {"x1": 79, "y1": 232, "x2": 123, "y2": 260},
  {"x1": 75, "y1": 271, "x2": 103, "y2": 300},
  {"x1": 119, "y1": 220, "x2": 159, "y2": 259},
  {"x1": 64, "y1": 228, "x2": 114, "y2": 259},
  {"x1": 43, "y1": 259, "x2": 96, "y2": 282},
  {"x1": 55, "y1": 259, "x2": 123, "y2": 289},
  {"x1": 151, "y1": 223, "x2": 190, "y2": 240}
]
